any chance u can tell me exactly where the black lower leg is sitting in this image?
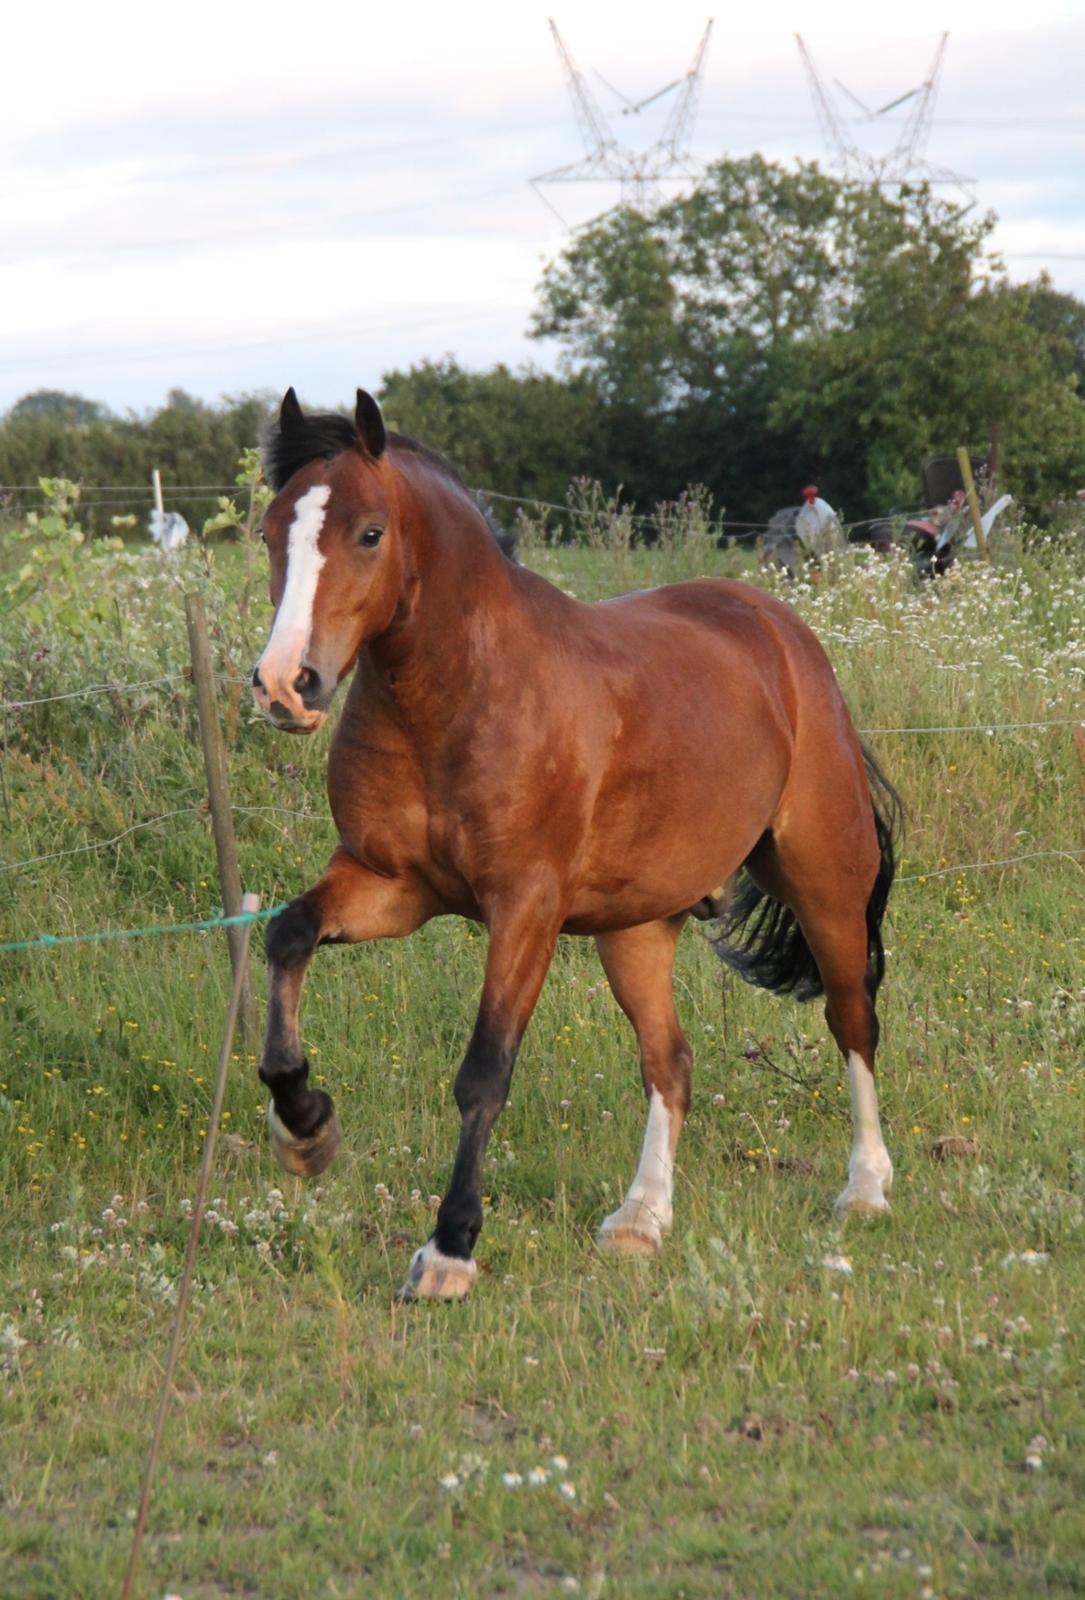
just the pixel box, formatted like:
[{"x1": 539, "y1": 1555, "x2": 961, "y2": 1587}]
[
  {"x1": 259, "y1": 898, "x2": 335, "y2": 1138},
  {"x1": 433, "y1": 1015, "x2": 516, "y2": 1260}
]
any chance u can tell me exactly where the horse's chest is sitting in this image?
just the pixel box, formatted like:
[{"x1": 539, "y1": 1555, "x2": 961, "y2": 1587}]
[
  {"x1": 325, "y1": 743, "x2": 479, "y2": 912},
  {"x1": 327, "y1": 739, "x2": 428, "y2": 866}
]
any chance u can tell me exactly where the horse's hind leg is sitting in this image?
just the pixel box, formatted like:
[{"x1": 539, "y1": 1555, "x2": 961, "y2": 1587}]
[
  {"x1": 261, "y1": 847, "x2": 431, "y2": 1177},
  {"x1": 748, "y1": 834, "x2": 893, "y2": 1216},
  {"x1": 595, "y1": 917, "x2": 691, "y2": 1256},
  {"x1": 811, "y1": 917, "x2": 893, "y2": 1216}
]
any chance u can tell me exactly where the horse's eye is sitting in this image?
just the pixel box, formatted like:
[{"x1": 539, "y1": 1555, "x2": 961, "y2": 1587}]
[{"x1": 359, "y1": 526, "x2": 384, "y2": 549}]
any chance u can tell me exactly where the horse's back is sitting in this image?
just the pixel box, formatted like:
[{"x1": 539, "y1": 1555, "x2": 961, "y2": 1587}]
[
  {"x1": 598, "y1": 575, "x2": 823, "y2": 652},
  {"x1": 582, "y1": 576, "x2": 840, "y2": 714}
]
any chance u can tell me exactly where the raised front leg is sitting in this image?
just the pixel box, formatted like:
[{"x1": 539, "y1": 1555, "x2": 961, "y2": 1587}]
[
  {"x1": 398, "y1": 889, "x2": 562, "y2": 1302},
  {"x1": 594, "y1": 919, "x2": 692, "y2": 1257},
  {"x1": 261, "y1": 846, "x2": 432, "y2": 1176}
]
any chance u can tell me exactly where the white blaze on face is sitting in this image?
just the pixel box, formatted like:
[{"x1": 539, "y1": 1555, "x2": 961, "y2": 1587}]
[{"x1": 257, "y1": 483, "x2": 331, "y2": 690}]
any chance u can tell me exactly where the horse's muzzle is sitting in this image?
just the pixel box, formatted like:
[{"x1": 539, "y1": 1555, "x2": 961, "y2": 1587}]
[
  {"x1": 251, "y1": 664, "x2": 328, "y2": 733},
  {"x1": 266, "y1": 702, "x2": 326, "y2": 735}
]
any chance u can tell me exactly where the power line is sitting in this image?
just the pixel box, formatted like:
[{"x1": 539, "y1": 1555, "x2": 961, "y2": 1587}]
[
  {"x1": 0, "y1": 179, "x2": 528, "y2": 270},
  {"x1": 0, "y1": 301, "x2": 519, "y2": 375}
]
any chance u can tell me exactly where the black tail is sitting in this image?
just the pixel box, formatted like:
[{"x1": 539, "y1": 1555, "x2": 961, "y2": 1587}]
[
  {"x1": 861, "y1": 744, "x2": 902, "y2": 996},
  {"x1": 710, "y1": 744, "x2": 902, "y2": 1003}
]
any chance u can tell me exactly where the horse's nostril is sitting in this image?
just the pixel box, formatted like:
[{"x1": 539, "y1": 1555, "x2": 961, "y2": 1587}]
[
  {"x1": 294, "y1": 666, "x2": 322, "y2": 705},
  {"x1": 252, "y1": 666, "x2": 264, "y2": 691}
]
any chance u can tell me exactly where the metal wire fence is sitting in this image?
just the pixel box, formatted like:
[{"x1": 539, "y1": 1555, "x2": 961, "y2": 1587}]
[
  {"x1": 2, "y1": 479, "x2": 933, "y2": 539},
  {"x1": 2, "y1": 594, "x2": 1081, "y2": 943}
]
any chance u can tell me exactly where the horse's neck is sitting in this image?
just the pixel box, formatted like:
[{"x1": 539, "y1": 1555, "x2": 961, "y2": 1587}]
[{"x1": 367, "y1": 468, "x2": 517, "y2": 700}]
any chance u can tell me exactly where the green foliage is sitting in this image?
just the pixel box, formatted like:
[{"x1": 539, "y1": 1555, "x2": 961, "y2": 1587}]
[
  {"x1": 0, "y1": 478, "x2": 124, "y2": 630},
  {"x1": 771, "y1": 194, "x2": 1085, "y2": 512},
  {"x1": 1025, "y1": 275, "x2": 1085, "y2": 393},
  {"x1": 377, "y1": 357, "x2": 607, "y2": 508},
  {"x1": 532, "y1": 207, "x2": 680, "y2": 410},
  {"x1": 532, "y1": 158, "x2": 1085, "y2": 519},
  {"x1": 200, "y1": 446, "x2": 272, "y2": 541},
  {"x1": 6, "y1": 390, "x2": 113, "y2": 425},
  {"x1": 0, "y1": 390, "x2": 276, "y2": 537}
]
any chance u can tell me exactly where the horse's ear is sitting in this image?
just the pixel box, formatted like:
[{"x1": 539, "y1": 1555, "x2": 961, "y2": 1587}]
[
  {"x1": 279, "y1": 386, "x2": 304, "y2": 428},
  {"x1": 355, "y1": 389, "x2": 387, "y2": 459}
]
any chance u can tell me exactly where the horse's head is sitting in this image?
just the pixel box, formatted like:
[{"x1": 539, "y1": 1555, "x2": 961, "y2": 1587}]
[{"x1": 252, "y1": 387, "x2": 403, "y2": 734}]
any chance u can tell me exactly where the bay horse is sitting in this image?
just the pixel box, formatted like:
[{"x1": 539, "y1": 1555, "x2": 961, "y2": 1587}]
[{"x1": 252, "y1": 388, "x2": 901, "y2": 1301}]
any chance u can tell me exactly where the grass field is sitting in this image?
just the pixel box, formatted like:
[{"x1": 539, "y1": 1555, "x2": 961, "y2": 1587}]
[{"x1": 2, "y1": 505, "x2": 1084, "y2": 1598}]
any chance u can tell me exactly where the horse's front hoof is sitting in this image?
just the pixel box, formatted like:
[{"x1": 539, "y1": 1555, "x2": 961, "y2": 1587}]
[
  {"x1": 396, "y1": 1240, "x2": 477, "y2": 1302},
  {"x1": 597, "y1": 1202, "x2": 666, "y2": 1258},
  {"x1": 267, "y1": 1102, "x2": 342, "y2": 1177}
]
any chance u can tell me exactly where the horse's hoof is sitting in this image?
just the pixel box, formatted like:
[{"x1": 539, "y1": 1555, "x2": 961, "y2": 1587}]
[
  {"x1": 597, "y1": 1204, "x2": 665, "y2": 1257},
  {"x1": 396, "y1": 1240, "x2": 477, "y2": 1302},
  {"x1": 267, "y1": 1102, "x2": 342, "y2": 1177},
  {"x1": 833, "y1": 1181, "x2": 891, "y2": 1218}
]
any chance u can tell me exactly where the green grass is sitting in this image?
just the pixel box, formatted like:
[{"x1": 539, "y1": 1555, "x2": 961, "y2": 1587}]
[{"x1": 1, "y1": 524, "x2": 1084, "y2": 1598}]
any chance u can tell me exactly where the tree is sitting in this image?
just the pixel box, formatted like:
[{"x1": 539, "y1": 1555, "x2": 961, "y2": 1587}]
[
  {"x1": 377, "y1": 358, "x2": 608, "y2": 509},
  {"x1": 7, "y1": 390, "x2": 112, "y2": 425},
  {"x1": 772, "y1": 192, "x2": 1085, "y2": 510},
  {"x1": 531, "y1": 158, "x2": 1085, "y2": 517},
  {"x1": 0, "y1": 391, "x2": 276, "y2": 536},
  {"x1": 531, "y1": 208, "x2": 679, "y2": 411},
  {"x1": 1024, "y1": 276, "x2": 1085, "y2": 394}
]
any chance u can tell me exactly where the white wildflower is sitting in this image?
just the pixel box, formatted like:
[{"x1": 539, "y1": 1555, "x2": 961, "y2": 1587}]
[{"x1": 1002, "y1": 1249, "x2": 1048, "y2": 1268}]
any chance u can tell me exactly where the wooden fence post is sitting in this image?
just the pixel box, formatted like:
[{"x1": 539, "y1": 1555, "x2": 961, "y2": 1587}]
[
  {"x1": 151, "y1": 468, "x2": 164, "y2": 519},
  {"x1": 184, "y1": 591, "x2": 258, "y2": 1040},
  {"x1": 956, "y1": 447, "x2": 989, "y2": 560}
]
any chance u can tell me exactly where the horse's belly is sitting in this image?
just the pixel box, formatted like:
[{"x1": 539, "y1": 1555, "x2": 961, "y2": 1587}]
[
  {"x1": 560, "y1": 698, "x2": 791, "y2": 931},
  {"x1": 561, "y1": 839, "x2": 748, "y2": 934}
]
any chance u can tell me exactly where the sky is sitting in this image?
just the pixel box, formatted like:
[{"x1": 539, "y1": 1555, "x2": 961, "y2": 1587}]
[{"x1": 2, "y1": 0, "x2": 1083, "y2": 415}]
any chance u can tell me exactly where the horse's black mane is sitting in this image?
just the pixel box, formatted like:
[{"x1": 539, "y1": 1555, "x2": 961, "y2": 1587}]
[{"x1": 262, "y1": 407, "x2": 516, "y2": 560}]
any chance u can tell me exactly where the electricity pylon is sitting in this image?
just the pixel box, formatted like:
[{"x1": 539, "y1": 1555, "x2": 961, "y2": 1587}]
[
  {"x1": 795, "y1": 33, "x2": 972, "y2": 197},
  {"x1": 532, "y1": 19, "x2": 714, "y2": 223}
]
